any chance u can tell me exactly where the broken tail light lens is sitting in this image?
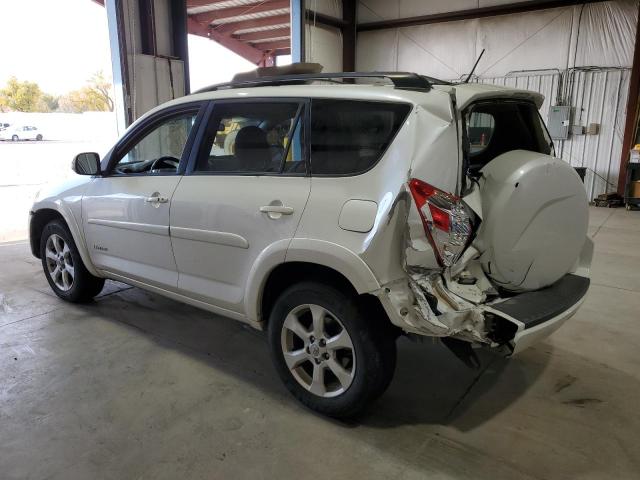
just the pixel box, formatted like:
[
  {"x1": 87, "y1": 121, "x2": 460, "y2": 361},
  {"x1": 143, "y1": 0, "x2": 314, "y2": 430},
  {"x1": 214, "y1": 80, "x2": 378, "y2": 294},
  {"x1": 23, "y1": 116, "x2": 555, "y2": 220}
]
[{"x1": 408, "y1": 178, "x2": 474, "y2": 267}]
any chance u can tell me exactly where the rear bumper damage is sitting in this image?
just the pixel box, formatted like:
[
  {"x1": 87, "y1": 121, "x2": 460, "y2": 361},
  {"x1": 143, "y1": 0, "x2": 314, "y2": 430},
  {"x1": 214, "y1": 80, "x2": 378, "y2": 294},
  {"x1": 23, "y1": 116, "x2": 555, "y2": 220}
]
[
  {"x1": 376, "y1": 272, "x2": 589, "y2": 354},
  {"x1": 375, "y1": 273, "x2": 491, "y2": 344},
  {"x1": 375, "y1": 238, "x2": 593, "y2": 355}
]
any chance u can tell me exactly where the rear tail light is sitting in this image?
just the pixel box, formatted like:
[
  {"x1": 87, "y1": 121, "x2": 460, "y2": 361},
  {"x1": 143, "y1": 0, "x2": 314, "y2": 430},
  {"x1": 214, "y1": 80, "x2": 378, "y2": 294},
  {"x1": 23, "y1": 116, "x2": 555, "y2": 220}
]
[{"x1": 408, "y1": 178, "x2": 474, "y2": 267}]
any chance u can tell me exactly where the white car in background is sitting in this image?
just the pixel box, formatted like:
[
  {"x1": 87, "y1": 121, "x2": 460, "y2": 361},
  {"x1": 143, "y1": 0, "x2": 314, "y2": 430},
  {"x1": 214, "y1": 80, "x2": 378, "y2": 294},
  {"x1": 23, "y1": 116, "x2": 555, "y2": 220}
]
[
  {"x1": 29, "y1": 70, "x2": 592, "y2": 418},
  {"x1": 0, "y1": 125, "x2": 43, "y2": 141}
]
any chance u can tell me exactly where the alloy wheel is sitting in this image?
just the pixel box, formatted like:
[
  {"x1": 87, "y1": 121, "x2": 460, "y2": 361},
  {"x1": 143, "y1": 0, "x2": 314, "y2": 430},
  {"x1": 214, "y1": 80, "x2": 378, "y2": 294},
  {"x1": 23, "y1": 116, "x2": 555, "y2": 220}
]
[
  {"x1": 281, "y1": 304, "x2": 356, "y2": 398},
  {"x1": 44, "y1": 234, "x2": 74, "y2": 291}
]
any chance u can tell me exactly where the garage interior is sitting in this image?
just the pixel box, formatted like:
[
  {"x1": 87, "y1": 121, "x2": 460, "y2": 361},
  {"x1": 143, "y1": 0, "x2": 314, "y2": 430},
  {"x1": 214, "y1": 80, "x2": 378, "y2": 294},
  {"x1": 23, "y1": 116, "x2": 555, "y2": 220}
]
[{"x1": 2, "y1": 0, "x2": 640, "y2": 479}]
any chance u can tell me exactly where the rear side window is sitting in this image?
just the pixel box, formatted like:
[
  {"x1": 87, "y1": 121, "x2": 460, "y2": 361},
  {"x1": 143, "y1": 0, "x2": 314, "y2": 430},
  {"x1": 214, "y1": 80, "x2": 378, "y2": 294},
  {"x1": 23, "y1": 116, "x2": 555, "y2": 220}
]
[
  {"x1": 195, "y1": 101, "x2": 305, "y2": 174},
  {"x1": 465, "y1": 101, "x2": 553, "y2": 172},
  {"x1": 310, "y1": 100, "x2": 411, "y2": 175}
]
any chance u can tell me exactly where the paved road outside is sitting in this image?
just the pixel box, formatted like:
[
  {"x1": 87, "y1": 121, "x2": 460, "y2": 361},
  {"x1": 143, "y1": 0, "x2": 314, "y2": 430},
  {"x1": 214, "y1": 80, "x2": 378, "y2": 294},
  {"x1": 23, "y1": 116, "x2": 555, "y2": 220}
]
[
  {"x1": 0, "y1": 111, "x2": 116, "y2": 242},
  {"x1": 0, "y1": 140, "x2": 112, "y2": 242}
]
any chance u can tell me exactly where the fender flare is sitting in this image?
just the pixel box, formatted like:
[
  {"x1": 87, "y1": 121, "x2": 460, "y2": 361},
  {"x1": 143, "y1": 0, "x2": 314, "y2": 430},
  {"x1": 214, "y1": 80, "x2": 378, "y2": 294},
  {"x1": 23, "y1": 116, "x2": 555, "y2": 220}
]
[
  {"x1": 32, "y1": 200, "x2": 101, "y2": 278},
  {"x1": 244, "y1": 239, "x2": 289, "y2": 323},
  {"x1": 244, "y1": 238, "x2": 380, "y2": 323}
]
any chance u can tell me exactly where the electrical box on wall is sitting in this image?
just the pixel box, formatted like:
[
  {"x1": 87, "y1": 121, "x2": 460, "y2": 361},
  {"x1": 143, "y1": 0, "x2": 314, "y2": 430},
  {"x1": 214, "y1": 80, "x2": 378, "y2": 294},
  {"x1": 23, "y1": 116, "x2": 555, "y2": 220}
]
[{"x1": 548, "y1": 105, "x2": 571, "y2": 140}]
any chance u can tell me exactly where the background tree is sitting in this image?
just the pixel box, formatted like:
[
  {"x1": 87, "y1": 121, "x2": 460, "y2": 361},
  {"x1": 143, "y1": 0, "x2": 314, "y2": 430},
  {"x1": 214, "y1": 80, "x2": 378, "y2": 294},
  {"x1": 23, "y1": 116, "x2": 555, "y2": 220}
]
[
  {"x1": 58, "y1": 71, "x2": 114, "y2": 113},
  {"x1": 0, "y1": 76, "x2": 44, "y2": 112},
  {"x1": 89, "y1": 71, "x2": 114, "y2": 112},
  {"x1": 58, "y1": 87, "x2": 107, "y2": 113},
  {"x1": 36, "y1": 93, "x2": 59, "y2": 113},
  {"x1": 1, "y1": 72, "x2": 113, "y2": 113}
]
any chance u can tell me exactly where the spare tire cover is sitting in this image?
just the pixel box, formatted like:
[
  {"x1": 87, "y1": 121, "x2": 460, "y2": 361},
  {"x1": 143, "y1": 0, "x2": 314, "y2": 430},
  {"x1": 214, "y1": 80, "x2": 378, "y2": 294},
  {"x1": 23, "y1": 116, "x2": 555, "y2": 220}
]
[{"x1": 474, "y1": 150, "x2": 588, "y2": 292}]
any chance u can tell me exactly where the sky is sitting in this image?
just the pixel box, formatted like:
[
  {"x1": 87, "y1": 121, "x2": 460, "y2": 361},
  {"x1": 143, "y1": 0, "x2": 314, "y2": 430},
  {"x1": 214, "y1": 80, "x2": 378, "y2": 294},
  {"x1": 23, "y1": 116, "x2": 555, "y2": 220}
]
[
  {"x1": 0, "y1": 0, "x2": 267, "y2": 95},
  {"x1": 188, "y1": 34, "x2": 255, "y2": 90}
]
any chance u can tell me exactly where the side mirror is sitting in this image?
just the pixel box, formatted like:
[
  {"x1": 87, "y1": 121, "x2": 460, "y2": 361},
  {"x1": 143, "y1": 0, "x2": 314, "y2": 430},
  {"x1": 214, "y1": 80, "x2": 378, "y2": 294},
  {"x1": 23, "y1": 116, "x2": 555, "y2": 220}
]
[{"x1": 72, "y1": 152, "x2": 101, "y2": 175}]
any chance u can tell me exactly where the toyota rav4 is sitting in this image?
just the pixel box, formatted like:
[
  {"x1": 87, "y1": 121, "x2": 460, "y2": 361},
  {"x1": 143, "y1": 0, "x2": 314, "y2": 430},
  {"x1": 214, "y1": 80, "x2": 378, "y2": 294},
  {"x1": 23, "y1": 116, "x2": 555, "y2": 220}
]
[{"x1": 29, "y1": 71, "x2": 592, "y2": 418}]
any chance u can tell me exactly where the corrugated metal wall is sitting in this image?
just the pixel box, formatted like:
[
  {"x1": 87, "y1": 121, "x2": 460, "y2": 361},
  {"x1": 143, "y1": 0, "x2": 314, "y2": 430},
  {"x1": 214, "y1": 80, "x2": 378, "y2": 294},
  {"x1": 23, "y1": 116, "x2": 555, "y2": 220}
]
[
  {"x1": 478, "y1": 68, "x2": 630, "y2": 199},
  {"x1": 478, "y1": 72, "x2": 561, "y2": 127},
  {"x1": 560, "y1": 69, "x2": 630, "y2": 199}
]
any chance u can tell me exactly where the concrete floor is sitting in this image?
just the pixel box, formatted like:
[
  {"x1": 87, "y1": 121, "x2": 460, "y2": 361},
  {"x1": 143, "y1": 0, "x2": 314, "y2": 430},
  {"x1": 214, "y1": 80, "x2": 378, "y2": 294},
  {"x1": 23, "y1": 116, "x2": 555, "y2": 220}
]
[{"x1": 1, "y1": 207, "x2": 639, "y2": 480}]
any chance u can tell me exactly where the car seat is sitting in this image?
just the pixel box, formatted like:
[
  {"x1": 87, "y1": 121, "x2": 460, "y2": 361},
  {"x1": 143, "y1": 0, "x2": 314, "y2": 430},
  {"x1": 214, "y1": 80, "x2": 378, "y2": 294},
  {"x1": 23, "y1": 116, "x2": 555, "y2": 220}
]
[{"x1": 235, "y1": 126, "x2": 271, "y2": 172}]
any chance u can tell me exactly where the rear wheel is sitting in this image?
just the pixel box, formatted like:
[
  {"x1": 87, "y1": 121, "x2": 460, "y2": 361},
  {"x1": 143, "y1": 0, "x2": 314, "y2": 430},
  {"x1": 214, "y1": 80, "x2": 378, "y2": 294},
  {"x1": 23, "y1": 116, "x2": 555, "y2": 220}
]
[
  {"x1": 36, "y1": 134, "x2": 43, "y2": 141},
  {"x1": 11, "y1": 135, "x2": 18, "y2": 141},
  {"x1": 40, "y1": 220, "x2": 105, "y2": 302},
  {"x1": 268, "y1": 282, "x2": 396, "y2": 418}
]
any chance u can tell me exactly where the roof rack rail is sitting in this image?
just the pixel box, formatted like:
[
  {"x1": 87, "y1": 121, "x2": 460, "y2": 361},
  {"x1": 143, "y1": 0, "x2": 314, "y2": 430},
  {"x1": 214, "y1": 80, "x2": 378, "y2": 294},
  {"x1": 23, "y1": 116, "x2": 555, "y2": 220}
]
[{"x1": 194, "y1": 72, "x2": 433, "y2": 93}]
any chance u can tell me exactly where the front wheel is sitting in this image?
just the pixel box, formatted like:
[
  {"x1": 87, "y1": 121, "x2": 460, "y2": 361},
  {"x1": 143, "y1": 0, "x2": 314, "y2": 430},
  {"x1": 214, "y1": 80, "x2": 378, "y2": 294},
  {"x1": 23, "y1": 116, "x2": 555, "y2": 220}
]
[
  {"x1": 40, "y1": 220, "x2": 105, "y2": 302},
  {"x1": 11, "y1": 135, "x2": 18, "y2": 141},
  {"x1": 36, "y1": 134, "x2": 43, "y2": 141},
  {"x1": 268, "y1": 282, "x2": 396, "y2": 418}
]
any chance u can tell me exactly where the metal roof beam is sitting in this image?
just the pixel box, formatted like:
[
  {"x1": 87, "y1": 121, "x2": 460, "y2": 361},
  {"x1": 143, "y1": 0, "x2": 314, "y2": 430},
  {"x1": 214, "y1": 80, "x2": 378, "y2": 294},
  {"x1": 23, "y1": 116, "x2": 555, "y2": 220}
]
[
  {"x1": 187, "y1": 0, "x2": 244, "y2": 8},
  {"x1": 234, "y1": 27, "x2": 290, "y2": 42},
  {"x1": 187, "y1": 17, "x2": 266, "y2": 64},
  {"x1": 357, "y1": 0, "x2": 607, "y2": 31},
  {"x1": 252, "y1": 39, "x2": 290, "y2": 51},
  {"x1": 273, "y1": 47, "x2": 291, "y2": 55},
  {"x1": 215, "y1": 13, "x2": 290, "y2": 34},
  {"x1": 191, "y1": 0, "x2": 289, "y2": 25},
  {"x1": 305, "y1": 10, "x2": 347, "y2": 30}
]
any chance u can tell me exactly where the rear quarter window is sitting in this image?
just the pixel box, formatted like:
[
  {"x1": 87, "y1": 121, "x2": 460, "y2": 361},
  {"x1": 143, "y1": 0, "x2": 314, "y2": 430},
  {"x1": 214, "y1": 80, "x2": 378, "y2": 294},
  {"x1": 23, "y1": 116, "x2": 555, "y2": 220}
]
[
  {"x1": 467, "y1": 112, "x2": 495, "y2": 154},
  {"x1": 309, "y1": 99, "x2": 411, "y2": 175},
  {"x1": 465, "y1": 101, "x2": 553, "y2": 173}
]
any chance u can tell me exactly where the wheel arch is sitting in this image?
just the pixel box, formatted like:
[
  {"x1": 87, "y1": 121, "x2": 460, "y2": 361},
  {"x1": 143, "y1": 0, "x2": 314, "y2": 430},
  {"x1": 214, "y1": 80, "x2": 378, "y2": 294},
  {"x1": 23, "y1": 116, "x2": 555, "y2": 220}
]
[
  {"x1": 246, "y1": 239, "x2": 385, "y2": 326},
  {"x1": 261, "y1": 262, "x2": 356, "y2": 322},
  {"x1": 30, "y1": 208, "x2": 64, "y2": 258},
  {"x1": 30, "y1": 206, "x2": 100, "y2": 277}
]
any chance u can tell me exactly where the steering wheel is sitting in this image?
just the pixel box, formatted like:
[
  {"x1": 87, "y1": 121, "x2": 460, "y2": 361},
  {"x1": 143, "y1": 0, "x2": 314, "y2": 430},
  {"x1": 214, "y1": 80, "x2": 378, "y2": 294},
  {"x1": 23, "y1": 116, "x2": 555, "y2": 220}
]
[{"x1": 150, "y1": 156, "x2": 180, "y2": 172}]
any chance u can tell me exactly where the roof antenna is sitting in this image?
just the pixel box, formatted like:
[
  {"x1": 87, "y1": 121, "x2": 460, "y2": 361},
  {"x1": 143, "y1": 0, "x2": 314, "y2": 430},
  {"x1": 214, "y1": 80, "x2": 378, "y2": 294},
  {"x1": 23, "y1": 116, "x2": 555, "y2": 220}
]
[{"x1": 464, "y1": 49, "x2": 485, "y2": 83}]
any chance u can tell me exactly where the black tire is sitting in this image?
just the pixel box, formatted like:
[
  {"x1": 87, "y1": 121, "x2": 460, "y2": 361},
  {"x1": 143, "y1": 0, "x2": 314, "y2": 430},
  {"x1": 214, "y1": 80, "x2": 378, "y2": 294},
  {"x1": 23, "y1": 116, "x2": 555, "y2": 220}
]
[
  {"x1": 11, "y1": 135, "x2": 18, "y2": 141},
  {"x1": 36, "y1": 134, "x2": 43, "y2": 141},
  {"x1": 268, "y1": 281, "x2": 396, "y2": 418},
  {"x1": 40, "y1": 220, "x2": 105, "y2": 302}
]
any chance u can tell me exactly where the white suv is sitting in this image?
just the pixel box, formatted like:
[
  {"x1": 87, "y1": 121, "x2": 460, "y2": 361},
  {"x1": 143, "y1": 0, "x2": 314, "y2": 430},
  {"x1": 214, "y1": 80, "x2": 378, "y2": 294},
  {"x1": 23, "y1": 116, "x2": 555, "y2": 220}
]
[{"x1": 29, "y1": 71, "x2": 592, "y2": 417}]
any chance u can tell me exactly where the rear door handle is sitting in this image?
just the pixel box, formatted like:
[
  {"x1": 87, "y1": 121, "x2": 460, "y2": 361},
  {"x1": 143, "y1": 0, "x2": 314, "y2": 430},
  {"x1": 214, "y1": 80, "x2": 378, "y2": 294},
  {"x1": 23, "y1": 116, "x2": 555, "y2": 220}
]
[{"x1": 259, "y1": 205, "x2": 294, "y2": 215}]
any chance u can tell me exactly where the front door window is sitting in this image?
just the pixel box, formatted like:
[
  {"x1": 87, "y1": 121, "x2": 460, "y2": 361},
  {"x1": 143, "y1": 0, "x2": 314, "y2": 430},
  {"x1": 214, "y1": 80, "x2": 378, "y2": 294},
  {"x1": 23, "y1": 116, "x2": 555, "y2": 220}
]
[{"x1": 112, "y1": 113, "x2": 197, "y2": 175}]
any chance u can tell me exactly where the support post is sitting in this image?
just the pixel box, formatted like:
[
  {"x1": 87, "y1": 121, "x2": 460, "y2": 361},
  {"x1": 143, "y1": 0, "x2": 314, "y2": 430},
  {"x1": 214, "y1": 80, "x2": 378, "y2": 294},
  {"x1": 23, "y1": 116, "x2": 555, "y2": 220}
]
[
  {"x1": 342, "y1": 0, "x2": 356, "y2": 71},
  {"x1": 618, "y1": 3, "x2": 640, "y2": 195},
  {"x1": 171, "y1": 0, "x2": 190, "y2": 94},
  {"x1": 291, "y1": 0, "x2": 305, "y2": 63},
  {"x1": 105, "y1": 0, "x2": 132, "y2": 132},
  {"x1": 105, "y1": 0, "x2": 190, "y2": 124}
]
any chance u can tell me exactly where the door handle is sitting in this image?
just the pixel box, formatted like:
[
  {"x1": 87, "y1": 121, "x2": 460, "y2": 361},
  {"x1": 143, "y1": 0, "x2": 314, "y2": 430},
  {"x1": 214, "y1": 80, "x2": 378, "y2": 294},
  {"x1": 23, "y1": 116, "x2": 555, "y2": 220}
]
[
  {"x1": 259, "y1": 205, "x2": 294, "y2": 215},
  {"x1": 144, "y1": 192, "x2": 169, "y2": 208},
  {"x1": 145, "y1": 196, "x2": 169, "y2": 204}
]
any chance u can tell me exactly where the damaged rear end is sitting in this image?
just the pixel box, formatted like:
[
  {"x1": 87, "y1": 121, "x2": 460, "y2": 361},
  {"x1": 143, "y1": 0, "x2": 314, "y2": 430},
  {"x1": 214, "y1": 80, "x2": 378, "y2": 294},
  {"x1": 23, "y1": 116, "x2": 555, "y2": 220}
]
[{"x1": 375, "y1": 85, "x2": 592, "y2": 356}]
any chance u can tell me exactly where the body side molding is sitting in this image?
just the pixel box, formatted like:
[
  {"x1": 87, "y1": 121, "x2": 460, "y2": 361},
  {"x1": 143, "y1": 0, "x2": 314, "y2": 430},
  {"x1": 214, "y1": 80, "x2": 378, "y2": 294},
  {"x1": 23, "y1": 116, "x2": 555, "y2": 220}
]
[
  {"x1": 88, "y1": 218, "x2": 168, "y2": 236},
  {"x1": 170, "y1": 226, "x2": 249, "y2": 249}
]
